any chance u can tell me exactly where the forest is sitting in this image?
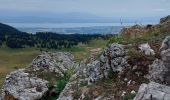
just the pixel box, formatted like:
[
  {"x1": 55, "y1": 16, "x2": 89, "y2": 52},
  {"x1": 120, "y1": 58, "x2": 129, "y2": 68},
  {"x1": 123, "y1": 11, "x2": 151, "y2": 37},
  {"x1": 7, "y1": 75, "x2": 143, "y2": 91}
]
[{"x1": 0, "y1": 23, "x2": 112, "y2": 49}]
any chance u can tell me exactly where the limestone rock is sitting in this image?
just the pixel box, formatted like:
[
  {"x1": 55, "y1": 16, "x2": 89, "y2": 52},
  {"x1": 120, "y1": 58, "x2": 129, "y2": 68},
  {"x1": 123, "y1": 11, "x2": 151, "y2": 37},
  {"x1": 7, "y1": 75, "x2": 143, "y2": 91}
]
[
  {"x1": 139, "y1": 43, "x2": 155, "y2": 56},
  {"x1": 100, "y1": 43, "x2": 128, "y2": 78},
  {"x1": 160, "y1": 36, "x2": 170, "y2": 51},
  {"x1": 148, "y1": 59, "x2": 167, "y2": 83},
  {"x1": 57, "y1": 80, "x2": 83, "y2": 100},
  {"x1": 30, "y1": 52, "x2": 75, "y2": 76},
  {"x1": 52, "y1": 52, "x2": 75, "y2": 71},
  {"x1": 2, "y1": 69, "x2": 49, "y2": 100},
  {"x1": 160, "y1": 49, "x2": 170, "y2": 84},
  {"x1": 58, "y1": 43, "x2": 129, "y2": 99},
  {"x1": 75, "y1": 43, "x2": 128, "y2": 82},
  {"x1": 134, "y1": 82, "x2": 170, "y2": 100},
  {"x1": 147, "y1": 36, "x2": 170, "y2": 85},
  {"x1": 160, "y1": 15, "x2": 170, "y2": 24}
]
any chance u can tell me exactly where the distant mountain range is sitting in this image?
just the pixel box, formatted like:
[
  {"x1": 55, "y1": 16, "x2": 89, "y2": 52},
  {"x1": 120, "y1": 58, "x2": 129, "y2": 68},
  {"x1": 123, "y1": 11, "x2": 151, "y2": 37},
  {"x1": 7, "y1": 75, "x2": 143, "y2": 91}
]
[{"x1": 0, "y1": 12, "x2": 160, "y2": 23}]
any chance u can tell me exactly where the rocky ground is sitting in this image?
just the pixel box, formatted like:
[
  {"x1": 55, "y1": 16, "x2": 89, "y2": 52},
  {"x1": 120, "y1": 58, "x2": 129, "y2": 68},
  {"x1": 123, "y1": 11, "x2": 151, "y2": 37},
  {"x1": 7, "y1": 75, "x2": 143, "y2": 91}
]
[{"x1": 1, "y1": 15, "x2": 170, "y2": 100}]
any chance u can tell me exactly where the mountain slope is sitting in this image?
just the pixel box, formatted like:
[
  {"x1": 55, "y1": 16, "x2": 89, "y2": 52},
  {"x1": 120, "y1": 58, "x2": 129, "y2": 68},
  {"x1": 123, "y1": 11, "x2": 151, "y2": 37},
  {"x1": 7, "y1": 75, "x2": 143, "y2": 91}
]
[
  {"x1": 0, "y1": 23, "x2": 111, "y2": 48},
  {"x1": 0, "y1": 23, "x2": 22, "y2": 34}
]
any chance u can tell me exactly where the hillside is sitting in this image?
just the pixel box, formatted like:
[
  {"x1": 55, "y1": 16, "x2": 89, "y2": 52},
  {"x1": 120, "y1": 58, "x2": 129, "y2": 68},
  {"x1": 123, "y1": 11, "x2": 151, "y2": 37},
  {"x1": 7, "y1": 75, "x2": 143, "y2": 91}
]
[
  {"x1": 0, "y1": 23, "x2": 112, "y2": 48},
  {"x1": 1, "y1": 15, "x2": 170, "y2": 100},
  {"x1": 0, "y1": 23, "x2": 22, "y2": 34}
]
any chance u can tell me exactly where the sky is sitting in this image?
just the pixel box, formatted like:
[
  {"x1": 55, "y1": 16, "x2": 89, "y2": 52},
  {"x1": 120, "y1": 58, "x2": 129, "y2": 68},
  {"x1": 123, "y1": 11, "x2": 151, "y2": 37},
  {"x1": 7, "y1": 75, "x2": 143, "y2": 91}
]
[{"x1": 0, "y1": 0, "x2": 170, "y2": 23}]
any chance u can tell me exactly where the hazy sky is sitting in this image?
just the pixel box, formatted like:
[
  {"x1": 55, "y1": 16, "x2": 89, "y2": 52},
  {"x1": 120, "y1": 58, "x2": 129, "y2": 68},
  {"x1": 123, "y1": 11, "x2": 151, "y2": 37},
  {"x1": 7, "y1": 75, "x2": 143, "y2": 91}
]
[{"x1": 0, "y1": 0, "x2": 170, "y2": 22}]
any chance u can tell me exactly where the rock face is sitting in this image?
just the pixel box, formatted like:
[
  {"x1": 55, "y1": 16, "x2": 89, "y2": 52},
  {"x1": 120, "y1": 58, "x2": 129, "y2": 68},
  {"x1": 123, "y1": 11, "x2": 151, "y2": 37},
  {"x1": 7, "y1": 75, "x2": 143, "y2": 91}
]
[
  {"x1": 2, "y1": 69, "x2": 48, "y2": 100},
  {"x1": 76, "y1": 43, "x2": 128, "y2": 83},
  {"x1": 148, "y1": 36, "x2": 170, "y2": 85},
  {"x1": 148, "y1": 59, "x2": 167, "y2": 83},
  {"x1": 135, "y1": 36, "x2": 170, "y2": 100},
  {"x1": 134, "y1": 82, "x2": 170, "y2": 100},
  {"x1": 30, "y1": 52, "x2": 75, "y2": 76},
  {"x1": 57, "y1": 81, "x2": 80, "y2": 100},
  {"x1": 160, "y1": 15, "x2": 170, "y2": 24},
  {"x1": 139, "y1": 43, "x2": 155, "y2": 56},
  {"x1": 58, "y1": 43, "x2": 129, "y2": 99},
  {"x1": 160, "y1": 36, "x2": 170, "y2": 51}
]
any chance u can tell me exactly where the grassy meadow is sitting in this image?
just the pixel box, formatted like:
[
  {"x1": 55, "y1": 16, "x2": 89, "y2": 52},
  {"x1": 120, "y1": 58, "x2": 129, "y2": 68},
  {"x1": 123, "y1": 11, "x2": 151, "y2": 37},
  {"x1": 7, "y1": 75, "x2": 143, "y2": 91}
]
[{"x1": 0, "y1": 38, "x2": 108, "y2": 91}]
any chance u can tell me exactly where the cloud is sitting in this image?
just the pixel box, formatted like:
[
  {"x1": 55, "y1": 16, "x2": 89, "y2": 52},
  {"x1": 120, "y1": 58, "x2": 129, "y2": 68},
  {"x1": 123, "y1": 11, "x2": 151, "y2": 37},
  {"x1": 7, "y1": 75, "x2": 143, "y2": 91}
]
[{"x1": 154, "y1": 8, "x2": 166, "y2": 12}]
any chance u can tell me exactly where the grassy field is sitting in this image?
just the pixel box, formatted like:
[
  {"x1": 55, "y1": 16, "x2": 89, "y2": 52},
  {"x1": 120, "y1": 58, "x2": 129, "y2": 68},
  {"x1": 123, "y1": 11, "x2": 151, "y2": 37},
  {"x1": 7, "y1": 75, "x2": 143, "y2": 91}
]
[
  {"x1": 0, "y1": 39, "x2": 108, "y2": 91},
  {"x1": 0, "y1": 48, "x2": 41, "y2": 89}
]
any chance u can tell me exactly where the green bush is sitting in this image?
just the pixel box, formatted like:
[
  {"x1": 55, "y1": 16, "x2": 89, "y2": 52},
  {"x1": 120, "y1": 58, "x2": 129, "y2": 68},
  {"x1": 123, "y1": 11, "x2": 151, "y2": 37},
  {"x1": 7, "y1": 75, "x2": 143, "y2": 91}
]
[
  {"x1": 55, "y1": 76, "x2": 69, "y2": 97},
  {"x1": 108, "y1": 35, "x2": 125, "y2": 44},
  {"x1": 55, "y1": 69, "x2": 74, "y2": 98},
  {"x1": 124, "y1": 93, "x2": 136, "y2": 100}
]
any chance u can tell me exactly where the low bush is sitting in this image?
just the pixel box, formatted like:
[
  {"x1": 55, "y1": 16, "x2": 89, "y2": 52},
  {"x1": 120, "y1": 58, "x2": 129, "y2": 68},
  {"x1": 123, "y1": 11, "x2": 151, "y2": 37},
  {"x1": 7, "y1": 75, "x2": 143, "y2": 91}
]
[
  {"x1": 124, "y1": 93, "x2": 136, "y2": 100},
  {"x1": 55, "y1": 76, "x2": 69, "y2": 98},
  {"x1": 108, "y1": 35, "x2": 125, "y2": 44}
]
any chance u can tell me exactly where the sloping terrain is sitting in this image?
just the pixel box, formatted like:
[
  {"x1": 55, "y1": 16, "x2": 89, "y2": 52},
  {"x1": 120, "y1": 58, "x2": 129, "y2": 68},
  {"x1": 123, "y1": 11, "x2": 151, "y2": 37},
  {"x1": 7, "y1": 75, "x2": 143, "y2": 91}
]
[{"x1": 1, "y1": 15, "x2": 170, "y2": 100}]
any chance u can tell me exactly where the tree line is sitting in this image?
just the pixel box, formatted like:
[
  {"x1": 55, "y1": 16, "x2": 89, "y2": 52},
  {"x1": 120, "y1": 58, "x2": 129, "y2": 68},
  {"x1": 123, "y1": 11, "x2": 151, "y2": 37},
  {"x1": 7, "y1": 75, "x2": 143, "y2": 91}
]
[{"x1": 0, "y1": 32, "x2": 112, "y2": 49}]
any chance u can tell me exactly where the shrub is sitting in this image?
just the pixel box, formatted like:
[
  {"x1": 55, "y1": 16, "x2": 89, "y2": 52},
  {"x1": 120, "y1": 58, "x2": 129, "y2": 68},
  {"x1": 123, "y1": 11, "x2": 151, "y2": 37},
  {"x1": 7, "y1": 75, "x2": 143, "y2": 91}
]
[
  {"x1": 55, "y1": 76, "x2": 69, "y2": 97},
  {"x1": 108, "y1": 35, "x2": 125, "y2": 44},
  {"x1": 55, "y1": 69, "x2": 74, "y2": 98},
  {"x1": 124, "y1": 93, "x2": 136, "y2": 100},
  {"x1": 127, "y1": 48, "x2": 144, "y2": 58}
]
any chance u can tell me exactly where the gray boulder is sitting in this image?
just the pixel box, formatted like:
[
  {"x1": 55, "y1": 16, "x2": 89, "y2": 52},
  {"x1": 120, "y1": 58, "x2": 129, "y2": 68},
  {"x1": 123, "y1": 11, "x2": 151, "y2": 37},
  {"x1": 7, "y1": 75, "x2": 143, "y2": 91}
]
[
  {"x1": 139, "y1": 43, "x2": 155, "y2": 56},
  {"x1": 160, "y1": 15, "x2": 170, "y2": 24},
  {"x1": 1, "y1": 52, "x2": 75, "y2": 100},
  {"x1": 134, "y1": 82, "x2": 170, "y2": 100},
  {"x1": 148, "y1": 59, "x2": 167, "y2": 83},
  {"x1": 58, "y1": 43, "x2": 129, "y2": 99},
  {"x1": 52, "y1": 52, "x2": 75, "y2": 71},
  {"x1": 161, "y1": 49, "x2": 170, "y2": 84},
  {"x1": 75, "y1": 43, "x2": 128, "y2": 83},
  {"x1": 57, "y1": 81, "x2": 79, "y2": 100},
  {"x1": 2, "y1": 69, "x2": 48, "y2": 100},
  {"x1": 100, "y1": 43, "x2": 128, "y2": 78},
  {"x1": 160, "y1": 36, "x2": 170, "y2": 51},
  {"x1": 148, "y1": 36, "x2": 170, "y2": 85},
  {"x1": 30, "y1": 52, "x2": 75, "y2": 76}
]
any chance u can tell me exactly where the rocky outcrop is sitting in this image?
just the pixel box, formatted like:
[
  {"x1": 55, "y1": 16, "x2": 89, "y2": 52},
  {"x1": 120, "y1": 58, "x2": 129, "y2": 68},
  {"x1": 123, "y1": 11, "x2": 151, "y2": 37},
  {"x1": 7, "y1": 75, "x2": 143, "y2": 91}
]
[
  {"x1": 148, "y1": 59, "x2": 167, "y2": 83},
  {"x1": 2, "y1": 69, "x2": 48, "y2": 100},
  {"x1": 58, "y1": 43, "x2": 129, "y2": 99},
  {"x1": 30, "y1": 52, "x2": 75, "y2": 76},
  {"x1": 160, "y1": 36, "x2": 170, "y2": 51},
  {"x1": 76, "y1": 43, "x2": 128, "y2": 83},
  {"x1": 160, "y1": 49, "x2": 170, "y2": 84},
  {"x1": 139, "y1": 43, "x2": 155, "y2": 56},
  {"x1": 160, "y1": 15, "x2": 170, "y2": 24},
  {"x1": 135, "y1": 36, "x2": 170, "y2": 100},
  {"x1": 1, "y1": 52, "x2": 75, "y2": 100},
  {"x1": 148, "y1": 36, "x2": 170, "y2": 85},
  {"x1": 100, "y1": 43, "x2": 128, "y2": 74},
  {"x1": 134, "y1": 82, "x2": 170, "y2": 100}
]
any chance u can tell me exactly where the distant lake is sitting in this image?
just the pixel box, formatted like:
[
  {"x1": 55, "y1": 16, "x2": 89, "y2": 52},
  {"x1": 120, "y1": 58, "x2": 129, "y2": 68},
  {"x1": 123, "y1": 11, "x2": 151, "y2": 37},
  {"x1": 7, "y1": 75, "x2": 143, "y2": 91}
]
[
  {"x1": 6, "y1": 22, "x2": 156, "y2": 34},
  {"x1": 6, "y1": 23, "x2": 131, "y2": 28}
]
